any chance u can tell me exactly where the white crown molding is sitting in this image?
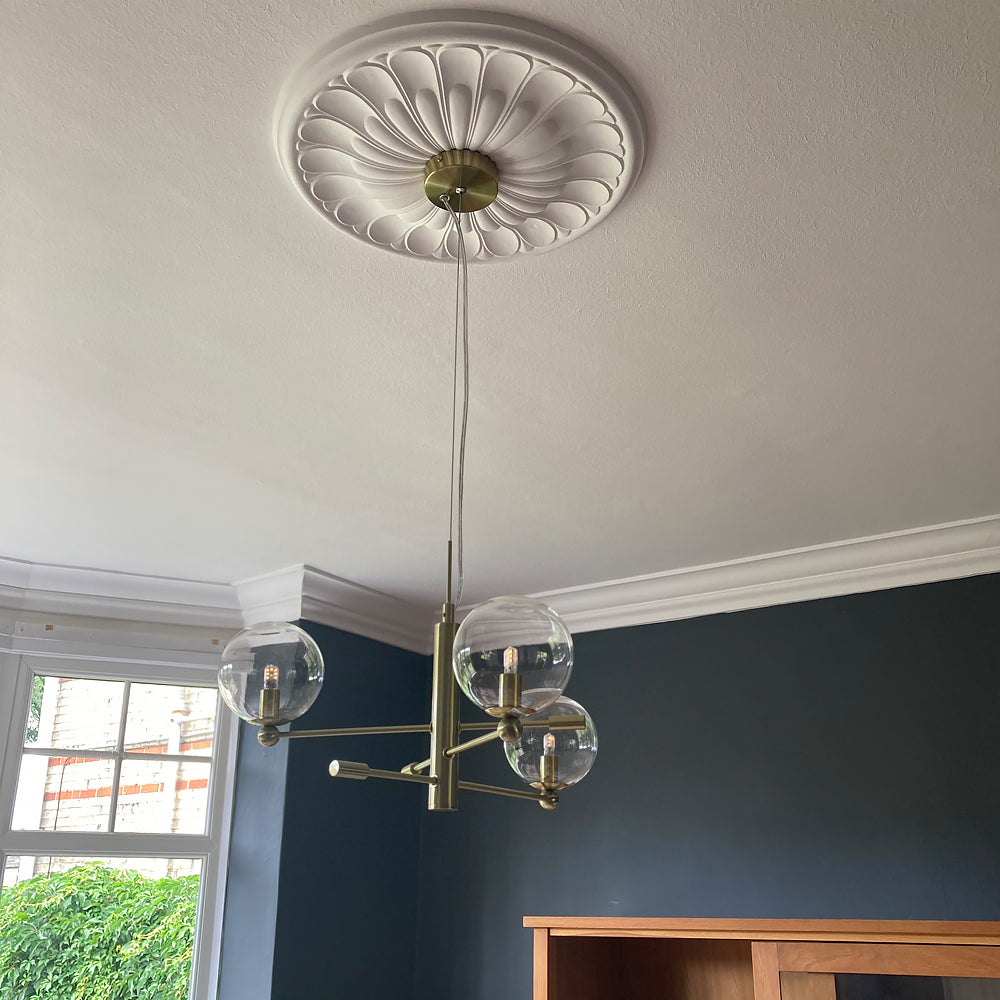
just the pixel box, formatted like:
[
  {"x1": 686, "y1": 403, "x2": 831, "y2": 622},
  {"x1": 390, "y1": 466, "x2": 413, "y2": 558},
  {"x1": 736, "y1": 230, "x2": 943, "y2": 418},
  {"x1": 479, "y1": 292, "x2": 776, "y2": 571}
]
[
  {"x1": 3, "y1": 515, "x2": 998, "y2": 650},
  {"x1": 232, "y1": 565, "x2": 308, "y2": 626},
  {"x1": 0, "y1": 557, "x2": 244, "y2": 630},
  {"x1": 235, "y1": 564, "x2": 434, "y2": 654},
  {"x1": 531, "y1": 515, "x2": 1000, "y2": 634}
]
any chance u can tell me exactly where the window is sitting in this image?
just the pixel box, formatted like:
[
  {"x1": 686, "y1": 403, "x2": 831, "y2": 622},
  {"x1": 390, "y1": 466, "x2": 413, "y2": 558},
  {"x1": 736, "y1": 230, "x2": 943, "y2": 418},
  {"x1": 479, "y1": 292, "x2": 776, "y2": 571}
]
[{"x1": 0, "y1": 624, "x2": 238, "y2": 1000}]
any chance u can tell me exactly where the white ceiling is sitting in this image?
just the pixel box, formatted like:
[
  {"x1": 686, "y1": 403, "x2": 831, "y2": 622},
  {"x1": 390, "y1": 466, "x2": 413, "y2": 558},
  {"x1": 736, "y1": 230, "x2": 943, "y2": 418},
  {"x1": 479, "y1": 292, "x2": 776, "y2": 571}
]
[{"x1": 3, "y1": 0, "x2": 999, "y2": 620}]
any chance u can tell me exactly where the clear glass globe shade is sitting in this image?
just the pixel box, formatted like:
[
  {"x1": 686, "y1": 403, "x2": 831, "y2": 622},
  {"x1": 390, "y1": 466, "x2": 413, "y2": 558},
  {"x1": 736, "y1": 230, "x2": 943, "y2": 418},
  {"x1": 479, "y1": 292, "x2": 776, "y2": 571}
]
[
  {"x1": 505, "y1": 696, "x2": 597, "y2": 789},
  {"x1": 218, "y1": 621, "x2": 324, "y2": 726},
  {"x1": 452, "y1": 596, "x2": 573, "y2": 717}
]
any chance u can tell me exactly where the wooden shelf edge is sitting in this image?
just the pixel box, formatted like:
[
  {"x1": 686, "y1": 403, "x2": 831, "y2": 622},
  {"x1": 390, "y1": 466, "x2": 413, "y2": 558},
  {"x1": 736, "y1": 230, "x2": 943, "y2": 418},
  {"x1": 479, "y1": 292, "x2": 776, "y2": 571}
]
[{"x1": 522, "y1": 917, "x2": 1000, "y2": 945}]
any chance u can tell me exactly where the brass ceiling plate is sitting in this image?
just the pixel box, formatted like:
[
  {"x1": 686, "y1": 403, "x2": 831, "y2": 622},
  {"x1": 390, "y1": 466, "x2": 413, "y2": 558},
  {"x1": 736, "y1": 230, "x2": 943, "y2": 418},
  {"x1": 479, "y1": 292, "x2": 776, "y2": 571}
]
[{"x1": 424, "y1": 150, "x2": 499, "y2": 213}]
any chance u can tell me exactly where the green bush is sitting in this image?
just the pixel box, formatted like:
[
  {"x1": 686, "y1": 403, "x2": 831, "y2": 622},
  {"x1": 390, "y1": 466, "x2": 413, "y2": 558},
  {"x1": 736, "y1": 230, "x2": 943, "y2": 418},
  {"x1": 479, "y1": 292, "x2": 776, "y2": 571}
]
[{"x1": 0, "y1": 862, "x2": 198, "y2": 1000}]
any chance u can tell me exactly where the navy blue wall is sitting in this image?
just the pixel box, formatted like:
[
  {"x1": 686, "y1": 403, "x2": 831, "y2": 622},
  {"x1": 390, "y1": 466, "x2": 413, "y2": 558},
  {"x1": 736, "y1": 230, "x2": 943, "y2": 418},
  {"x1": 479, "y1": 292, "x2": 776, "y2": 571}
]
[
  {"x1": 270, "y1": 623, "x2": 430, "y2": 998},
  {"x1": 219, "y1": 726, "x2": 288, "y2": 1000},
  {"x1": 412, "y1": 574, "x2": 1000, "y2": 1000}
]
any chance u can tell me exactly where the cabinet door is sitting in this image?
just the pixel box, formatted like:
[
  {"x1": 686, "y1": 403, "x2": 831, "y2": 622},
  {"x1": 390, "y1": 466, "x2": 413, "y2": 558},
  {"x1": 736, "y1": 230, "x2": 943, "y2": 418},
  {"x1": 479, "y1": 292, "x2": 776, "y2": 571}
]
[{"x1": 752, "y1": 941, "x2": 1000, "y2": 1000}]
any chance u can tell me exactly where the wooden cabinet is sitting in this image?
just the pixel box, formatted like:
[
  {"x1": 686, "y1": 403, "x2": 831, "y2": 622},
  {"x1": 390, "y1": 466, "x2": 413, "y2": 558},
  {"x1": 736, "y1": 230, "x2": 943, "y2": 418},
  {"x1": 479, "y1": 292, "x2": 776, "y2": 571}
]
[{"x1": 524, "y1": 919, "x2": 1000, "y2": 1000}]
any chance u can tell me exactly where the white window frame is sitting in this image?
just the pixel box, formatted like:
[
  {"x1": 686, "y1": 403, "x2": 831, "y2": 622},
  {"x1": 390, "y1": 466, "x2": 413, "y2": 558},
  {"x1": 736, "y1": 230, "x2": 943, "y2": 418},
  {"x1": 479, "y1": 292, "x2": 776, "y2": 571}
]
[{"x1": 0, "y1": 622, "x2": 238, "y2": 1000}]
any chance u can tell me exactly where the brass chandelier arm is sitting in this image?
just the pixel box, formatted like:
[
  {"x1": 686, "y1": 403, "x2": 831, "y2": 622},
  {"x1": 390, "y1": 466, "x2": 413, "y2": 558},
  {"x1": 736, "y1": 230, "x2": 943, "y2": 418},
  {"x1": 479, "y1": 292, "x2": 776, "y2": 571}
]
[
  {"x1": 401, "y1": 758, "x2": 432, "y2": 775},
  {"x1": 262, "y1": 723, "x2": 432, "y2": 740},
  {"x1": 329, "y1": 765, "x2": 559, "y2": 808},
  {"x1": 260, "y1": 715, "x2": 584, "y2": 741},
  {"x1": 458, "y1": 780, "x2": 558, "y2": 806},
  {"x1": 329, "y1": 760, "x2": 438, "y2": 785},
  {"x1": 444, "y1": 729, "x2": 501, "y2": 758},
  {"x1": 458, "y1": 714, "x2": 586, "y2": 732}
]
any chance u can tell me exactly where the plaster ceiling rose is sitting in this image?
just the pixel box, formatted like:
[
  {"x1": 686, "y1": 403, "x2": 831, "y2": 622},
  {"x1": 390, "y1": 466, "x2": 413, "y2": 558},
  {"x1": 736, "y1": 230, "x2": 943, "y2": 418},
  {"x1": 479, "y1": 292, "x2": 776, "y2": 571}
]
[{"x1": 274, "y1": 10, "x2": 647, "y2": 261}]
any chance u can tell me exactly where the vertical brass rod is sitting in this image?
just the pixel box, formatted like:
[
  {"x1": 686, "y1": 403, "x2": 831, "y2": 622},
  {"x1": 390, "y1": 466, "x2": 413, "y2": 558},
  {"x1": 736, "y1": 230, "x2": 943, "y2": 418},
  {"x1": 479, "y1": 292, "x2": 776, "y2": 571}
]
[
  {"x1": 428, "y1": 600, "x2": 459, "y2": 810},
  {"x1": 446, "y1": 539, "x2": 453, "y2": 607}
]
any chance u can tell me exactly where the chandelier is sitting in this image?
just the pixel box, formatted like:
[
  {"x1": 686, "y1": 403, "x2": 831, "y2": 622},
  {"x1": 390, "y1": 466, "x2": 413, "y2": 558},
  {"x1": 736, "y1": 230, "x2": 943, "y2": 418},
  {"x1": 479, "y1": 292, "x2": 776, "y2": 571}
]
[{"x1": 215, "y1": 11, "x2": 645, "y2": 811}]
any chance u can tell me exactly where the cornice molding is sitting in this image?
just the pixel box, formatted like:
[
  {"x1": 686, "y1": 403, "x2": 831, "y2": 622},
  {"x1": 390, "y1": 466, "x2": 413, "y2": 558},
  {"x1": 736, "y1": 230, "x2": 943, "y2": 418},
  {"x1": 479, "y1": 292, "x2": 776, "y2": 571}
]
[
  {"x1": 531, "y1": 515, "x2": 1000, "y2": 634},
  {"x1": 232, "y1": 565, "x2": 307, "y2": 626},
  {"x1": 2, "y1": 515, "x2": 998, "y2": 649},
  {"x1": 235, "y1": 565, "x2": 434, "y2": 654},
  {"x1": 0, "y1": 557, "x2": 244, "y2": 630}
]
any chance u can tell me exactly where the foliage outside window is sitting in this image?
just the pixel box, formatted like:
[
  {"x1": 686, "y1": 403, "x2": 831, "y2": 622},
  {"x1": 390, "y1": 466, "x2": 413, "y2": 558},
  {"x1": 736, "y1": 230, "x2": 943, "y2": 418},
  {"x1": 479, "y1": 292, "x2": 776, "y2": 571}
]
[{"x1": 0, "y1": 862, "x2": 198, "y2": 1000}]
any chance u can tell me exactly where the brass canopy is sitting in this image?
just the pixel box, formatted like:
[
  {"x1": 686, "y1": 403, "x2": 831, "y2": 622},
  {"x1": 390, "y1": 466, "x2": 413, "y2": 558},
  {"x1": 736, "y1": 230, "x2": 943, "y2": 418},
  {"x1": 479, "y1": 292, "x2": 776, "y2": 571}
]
[{"x1": 424, "y1": 149, "x2": 499, "y2": 212}]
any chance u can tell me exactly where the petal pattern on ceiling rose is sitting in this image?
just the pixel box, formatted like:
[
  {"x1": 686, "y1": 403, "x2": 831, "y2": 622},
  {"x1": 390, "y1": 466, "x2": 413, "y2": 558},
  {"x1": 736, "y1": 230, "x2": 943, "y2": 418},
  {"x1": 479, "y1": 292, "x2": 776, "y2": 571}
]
[
  {"x1": 368, "y1": 213, "x2": 416, "y2": 246},
  {"x1": 445, "y1": 223, "x2": 485, "y2": 260},
  {"x1": 480, "y1": 226, "x2": 521, "y2": 257},
  {"x1": 313, "y1": 88, "x2": 377, "y2": 127},
  {"x1": 342, "y1": 63, "x2": 409, "y2": 117},
  {"x1": 504, "y1": 178, "x2": 614, "y2": 208},
  {"x1": 298, "y1": 117, "x2": 416, "y2": 167},
  {"x1": 299, "y1": 147, "x2": 405, "y2": 181},
  {"x1": 468, "y1": 88, "x2": 511, "y2": 150},
  {"x1": 445, "y1": 84, "x2": 475, "y2": 151},
  {"x1": 377, "y1": 99, "x2": 435, "y2": 154},
  {"x1": 516, "y1": 217, "x2": 559, "y2": 248},
  {"x1": 404, "y1": 222, "x2": 449, "y2": 257},
  {"x1": 361, "y1": 116, "x2": 429, "y2": 161}
]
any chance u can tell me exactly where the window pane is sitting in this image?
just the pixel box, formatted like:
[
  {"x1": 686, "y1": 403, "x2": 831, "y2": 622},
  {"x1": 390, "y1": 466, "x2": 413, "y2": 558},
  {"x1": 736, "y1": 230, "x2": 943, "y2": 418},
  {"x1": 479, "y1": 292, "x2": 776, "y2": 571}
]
[
  {"x1": 124, "y1": 683, "x2": 217, "y2": 757},
  {"x1": 12, "y1": 752, "x2": 114, "y2": 831},
  {"x1": 115, "y1": 758, "x2": 211, "y2": 834},
  {"x1": 0, "y1": 857, "x2": 200, "y2": 999},
  {"x1": 24, "y1": 676, "x2": 123, "y2": 751}
]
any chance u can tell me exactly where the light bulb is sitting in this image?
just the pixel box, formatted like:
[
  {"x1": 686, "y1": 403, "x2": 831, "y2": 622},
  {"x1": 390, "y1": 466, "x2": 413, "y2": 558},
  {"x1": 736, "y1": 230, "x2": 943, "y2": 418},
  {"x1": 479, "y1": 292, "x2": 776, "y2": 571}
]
[
  {"x1": 259, "y1": 664, "x2": 281, "y2": 722},
  {"x1": 498, "y1": 645, "x2": 522, "y2": 712},
  {"x1": 540, "y1": 730, "x2": 557, "y2": 784}
]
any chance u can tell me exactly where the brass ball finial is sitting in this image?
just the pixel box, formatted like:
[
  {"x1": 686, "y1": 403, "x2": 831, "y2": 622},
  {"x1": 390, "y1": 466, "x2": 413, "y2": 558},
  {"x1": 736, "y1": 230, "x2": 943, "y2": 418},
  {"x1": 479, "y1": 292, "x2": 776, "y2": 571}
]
[
  {"x1": 424, "y1": 150, "x2": 499, "y2": 211},
  {"x1": 257, "y1": 725, "x2": 281, "y2": 748},
  {"x1": 496, "y1": 715, "x2": 523, "y2": 743}
]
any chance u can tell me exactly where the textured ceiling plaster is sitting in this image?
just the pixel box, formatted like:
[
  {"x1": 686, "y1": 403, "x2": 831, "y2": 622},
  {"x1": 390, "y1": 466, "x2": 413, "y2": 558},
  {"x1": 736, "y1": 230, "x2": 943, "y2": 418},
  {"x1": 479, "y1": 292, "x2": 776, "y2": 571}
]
[{"x1": 2, "y1": 0, "x2": 999, "y2": 617}]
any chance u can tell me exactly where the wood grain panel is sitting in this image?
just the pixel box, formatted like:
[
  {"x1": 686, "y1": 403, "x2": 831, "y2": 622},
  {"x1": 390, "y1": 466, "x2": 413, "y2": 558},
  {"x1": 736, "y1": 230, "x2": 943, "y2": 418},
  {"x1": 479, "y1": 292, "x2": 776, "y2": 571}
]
[
  {"x1": 776, "y1": 943, "x2": 1000, "y2": 977},
  {"x1": 547, "y1": 935, "x2": 622, "y2": 1000},
  {"x1": 780, "y1": 971, "x2": 837, "y2": 1000},
  {"x1": 620, "y1": 938, "x2": 755, "y2": 1000},
  {"x1": 534, "y1": 928, "x2": 550, "y2": 1000},
  {"x1": 754, "y1": 941, "x2": 782, "y2": 1000}
]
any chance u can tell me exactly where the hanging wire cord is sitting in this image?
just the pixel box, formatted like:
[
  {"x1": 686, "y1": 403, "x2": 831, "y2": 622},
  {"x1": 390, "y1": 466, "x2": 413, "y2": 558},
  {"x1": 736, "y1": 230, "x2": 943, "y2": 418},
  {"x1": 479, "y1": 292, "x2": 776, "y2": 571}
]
[{"x1": 439, "y1": 191, "x2": 470, "y2": 607}]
